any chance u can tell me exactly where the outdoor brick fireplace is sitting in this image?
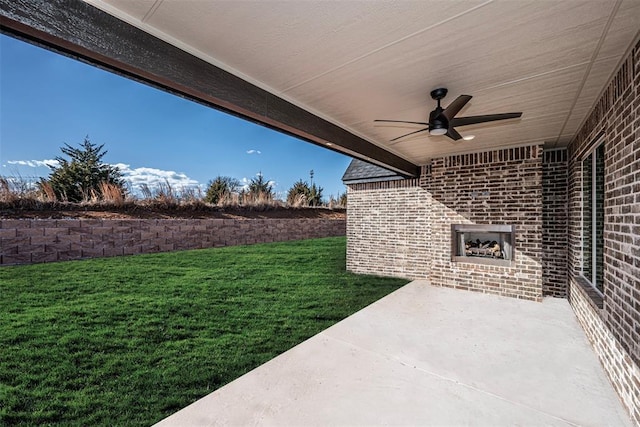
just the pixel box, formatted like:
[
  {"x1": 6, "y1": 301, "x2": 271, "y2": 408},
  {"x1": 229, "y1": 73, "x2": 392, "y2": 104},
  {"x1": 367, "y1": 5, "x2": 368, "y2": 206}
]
[
  {"x1": 345, "y1": 144, "x2": 543, "y2": 302},
  {"x1": 451, "y1": 224, "x2": 515, "y2": 267}
]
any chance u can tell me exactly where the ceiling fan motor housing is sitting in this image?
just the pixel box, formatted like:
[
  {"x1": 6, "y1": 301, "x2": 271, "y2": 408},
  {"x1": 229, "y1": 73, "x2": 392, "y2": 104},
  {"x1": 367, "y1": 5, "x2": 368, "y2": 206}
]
[{"x1": 429, "y1": 107, "x2": 448, "y2": 135}]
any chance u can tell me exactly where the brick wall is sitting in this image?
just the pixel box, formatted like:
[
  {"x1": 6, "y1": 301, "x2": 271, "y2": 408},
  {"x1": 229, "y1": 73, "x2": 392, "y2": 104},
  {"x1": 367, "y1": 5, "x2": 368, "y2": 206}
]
[
  {"x1": 567, "y1": 38, "x2": 640, "y2": 424},
  {"x1": 0, "y1": 218, "x2": 346, "y2": 265},
  {"x1": 542, "y1": 148, "x2": 568, "y2": 297},
  {"x1": 347, "y1": 145, "x2": 544, "y2": 301},
  {"x1": 570, "y1": 281, "x2": 640, "y2": 425},
  {"x1": 346, "y1": 179, "x2": 431, "y2": 279},
  {"x1": 428, "y1": 146, "x2": 544, "y2": 301}
]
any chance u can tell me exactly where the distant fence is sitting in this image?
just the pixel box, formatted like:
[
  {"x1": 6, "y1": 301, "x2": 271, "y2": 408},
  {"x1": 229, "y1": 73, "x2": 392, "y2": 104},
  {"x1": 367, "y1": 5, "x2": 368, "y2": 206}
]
[{"x1": 0, "y1": 218, "x2": 346, "y2": 266}]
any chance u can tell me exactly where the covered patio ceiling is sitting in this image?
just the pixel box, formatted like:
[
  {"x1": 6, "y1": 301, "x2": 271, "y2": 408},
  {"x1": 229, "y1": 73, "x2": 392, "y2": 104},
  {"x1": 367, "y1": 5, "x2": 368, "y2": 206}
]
[{"x1": 2, "y1": 1, "x2": 639, "y2": 176}]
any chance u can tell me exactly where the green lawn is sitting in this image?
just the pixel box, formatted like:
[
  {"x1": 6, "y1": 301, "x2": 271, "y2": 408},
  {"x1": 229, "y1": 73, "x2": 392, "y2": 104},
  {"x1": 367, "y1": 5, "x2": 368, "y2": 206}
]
[{"x1": 0, "y1": 236, "x2": 407, "y2": 426}]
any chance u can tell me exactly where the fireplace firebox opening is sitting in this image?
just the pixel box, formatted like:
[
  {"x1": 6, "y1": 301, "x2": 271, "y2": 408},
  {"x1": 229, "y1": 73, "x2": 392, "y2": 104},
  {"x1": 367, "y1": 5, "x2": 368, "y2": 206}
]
[{"x1": 451, "y1": 224, "x2": 515, "y2": 267}]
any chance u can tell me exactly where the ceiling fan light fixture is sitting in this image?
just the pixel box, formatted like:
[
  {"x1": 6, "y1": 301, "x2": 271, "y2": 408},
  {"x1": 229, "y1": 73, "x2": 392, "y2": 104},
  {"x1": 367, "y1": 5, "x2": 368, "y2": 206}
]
[
  {"x1": 375, "y1": 88, "x2": 522, "y2": 142},
  {"x1": 429, "y1": 128, "x2": 447, "y2": 136}
]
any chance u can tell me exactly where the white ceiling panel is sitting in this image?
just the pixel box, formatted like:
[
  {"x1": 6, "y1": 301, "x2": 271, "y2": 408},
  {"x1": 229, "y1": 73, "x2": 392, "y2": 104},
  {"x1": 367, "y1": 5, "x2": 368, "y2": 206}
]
[
  {"x1": 553, "y1": 56, "x2": 623, "y2": 146},
  {"x1": 595, "y1": 0, "x2": 640, "y2": 60},
  {"x1": 86, "y1": 0, "x2": 640, "y2": 165},
  {"x1": 142, "y1": 1, "x2": 487, "y2": 92}
]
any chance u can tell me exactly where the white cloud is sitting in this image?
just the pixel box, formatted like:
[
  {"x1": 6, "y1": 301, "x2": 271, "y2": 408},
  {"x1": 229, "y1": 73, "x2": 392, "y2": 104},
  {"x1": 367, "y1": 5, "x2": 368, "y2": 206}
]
[
  {"x1": 246, "y1": 149, "x2": 261, "y2": 155},
  {"x1": 112, "y1": 163, "x2": 200, "y2": 192},
  {"x1": 2, "y1": 160, "x2": 201, "y2": 195},
  {"x1": 7, "y1": 159, "x2": 60, "y2": 168}
]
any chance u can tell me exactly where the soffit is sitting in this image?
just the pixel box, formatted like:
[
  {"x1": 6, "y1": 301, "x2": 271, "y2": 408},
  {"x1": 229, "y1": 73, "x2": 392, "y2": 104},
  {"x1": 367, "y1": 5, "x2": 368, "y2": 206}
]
[{"x1": 87, "y1": 0, "x2": 640, "y2": 165}]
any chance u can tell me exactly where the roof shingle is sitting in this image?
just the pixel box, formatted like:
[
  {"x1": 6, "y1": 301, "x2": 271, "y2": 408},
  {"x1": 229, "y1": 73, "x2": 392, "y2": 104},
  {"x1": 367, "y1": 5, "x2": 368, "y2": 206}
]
[{"x1": 342, "y1": 159, "x2": 404, "y2": 184}]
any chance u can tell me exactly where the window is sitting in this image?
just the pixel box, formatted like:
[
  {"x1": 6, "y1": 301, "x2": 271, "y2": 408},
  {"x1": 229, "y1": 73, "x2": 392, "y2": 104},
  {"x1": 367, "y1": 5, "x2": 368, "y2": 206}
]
[{"x1": 582, "y1": 141, "x2": 604, "y2": 293}]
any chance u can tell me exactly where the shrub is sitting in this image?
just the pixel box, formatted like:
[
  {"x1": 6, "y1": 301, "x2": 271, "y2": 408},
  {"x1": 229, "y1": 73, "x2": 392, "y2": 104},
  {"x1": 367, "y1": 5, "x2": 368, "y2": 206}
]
[
  {"x1": 38, "y1": 180, "x2": 57, "y2": 202},
  {"x1": 286, "y1": 180, "x2": 323, "y2": 206},
  {"x1": 97, "y1": 182, "x2": 126, "y2": 207},
  {"x1": 0, "y1": 175, "x2": 51, "y2": 206},
  {"x1": 287, "y1": 180, "x2": 311, "y2": 206},
  {"x1": 0, "y1": 176, "x2": 19, "y2": 204},
  {"x1": 328, "y1": 191, "x2": 347, "y2": 209}
]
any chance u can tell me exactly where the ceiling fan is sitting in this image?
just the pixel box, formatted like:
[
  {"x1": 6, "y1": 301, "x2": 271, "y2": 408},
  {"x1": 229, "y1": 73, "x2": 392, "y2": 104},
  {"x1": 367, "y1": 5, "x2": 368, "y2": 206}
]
[{"x1": 375, "y1": 88, "x2": 522, "y2": 142}]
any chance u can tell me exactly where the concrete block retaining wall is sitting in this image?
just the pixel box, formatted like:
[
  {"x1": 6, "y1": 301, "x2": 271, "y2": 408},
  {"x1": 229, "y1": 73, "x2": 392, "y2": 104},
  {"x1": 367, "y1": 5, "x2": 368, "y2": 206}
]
[{"x1": 0, "y1": 218, "x2": 346, "y2": 266}]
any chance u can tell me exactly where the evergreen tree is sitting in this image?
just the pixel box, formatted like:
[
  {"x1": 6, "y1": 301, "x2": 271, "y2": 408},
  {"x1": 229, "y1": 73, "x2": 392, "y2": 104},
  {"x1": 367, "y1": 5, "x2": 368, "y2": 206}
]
[
  {"x1": 286, "y1": 179, "x2": 324, "y2": 206},
  {"x1": 286, "y1": 179, "x2": 311, "y2": 205},
  {"x1": 42, "y1": 136, "x2": 124, "y2": 202},
  {"x1": 248, "y1": 173, "x2": 273, "y2": 198},
  {"x1": 339, "y1": 191, "x2": 347, "y2": 207},
  {"x1": 308, "y1": 183, "x2": 324, "y2": 206},
  {"x1": 204, "y1": 176, "x2": 240, "y2": 204}
]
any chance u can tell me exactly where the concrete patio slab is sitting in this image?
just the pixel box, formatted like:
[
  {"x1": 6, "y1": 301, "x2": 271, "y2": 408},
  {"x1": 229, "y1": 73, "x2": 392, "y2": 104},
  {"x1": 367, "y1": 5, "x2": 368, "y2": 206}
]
[{"x1": 155, "y1": 280, "x2": 632, "y2": 426}]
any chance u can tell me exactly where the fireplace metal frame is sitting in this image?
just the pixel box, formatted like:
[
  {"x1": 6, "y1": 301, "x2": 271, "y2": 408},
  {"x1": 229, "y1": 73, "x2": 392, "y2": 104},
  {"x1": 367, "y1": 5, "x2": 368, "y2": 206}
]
[{"x1": 451, "y1": 224, "x2": 516, "y2": 267}]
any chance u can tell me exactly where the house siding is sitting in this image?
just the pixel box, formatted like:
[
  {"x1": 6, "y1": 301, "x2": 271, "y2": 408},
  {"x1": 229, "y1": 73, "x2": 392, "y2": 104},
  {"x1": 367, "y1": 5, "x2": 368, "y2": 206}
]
[{"x1": 567, "y1": 38, "x2": 640, "y2": 425}]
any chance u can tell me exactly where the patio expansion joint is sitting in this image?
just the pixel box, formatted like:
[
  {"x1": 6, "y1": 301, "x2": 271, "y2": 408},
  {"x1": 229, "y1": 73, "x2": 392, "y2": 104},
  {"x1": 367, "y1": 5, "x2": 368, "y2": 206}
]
[{"x1": 322, "y1": 332, "x2": 583, "y2": 427}]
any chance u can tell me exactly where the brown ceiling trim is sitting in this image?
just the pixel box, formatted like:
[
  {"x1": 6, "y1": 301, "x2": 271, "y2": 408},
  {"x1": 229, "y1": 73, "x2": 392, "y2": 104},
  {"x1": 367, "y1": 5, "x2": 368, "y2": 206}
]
[{"x1": 0, "y1": 0, "x2": 419, "y2": 177}]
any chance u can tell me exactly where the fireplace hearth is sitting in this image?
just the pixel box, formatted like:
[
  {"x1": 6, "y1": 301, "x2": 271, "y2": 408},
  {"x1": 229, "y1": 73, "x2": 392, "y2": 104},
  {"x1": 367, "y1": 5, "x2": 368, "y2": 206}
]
[{"x1": 451, "y1": 224, "x2": 515, "y2": 267}]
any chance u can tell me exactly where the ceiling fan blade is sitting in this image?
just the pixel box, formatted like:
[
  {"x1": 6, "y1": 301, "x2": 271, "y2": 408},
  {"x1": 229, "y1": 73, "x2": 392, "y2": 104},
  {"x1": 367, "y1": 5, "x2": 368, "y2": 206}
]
[
  {"x1": 446, "y1": 127, "x2": 462, "y2": 141},
  {"x1": 389, "y1": 127, "x2": 429, "y2": 142},
  {"x1": 451, "y1": 112, "x2": 522, "y2": 127},
  {"x1": 375, "y1": 119, "x2": 429, "y2": 126},
  {"x1": 443, "y1": 95, "x2": 472, "y2": 120}
]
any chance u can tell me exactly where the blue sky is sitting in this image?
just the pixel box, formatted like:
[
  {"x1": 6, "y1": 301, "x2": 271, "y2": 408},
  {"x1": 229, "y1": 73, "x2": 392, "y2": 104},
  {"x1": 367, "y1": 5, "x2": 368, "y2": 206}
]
[{"x1": 0, "y1": 34, "x2": 352, "y2": 200}]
